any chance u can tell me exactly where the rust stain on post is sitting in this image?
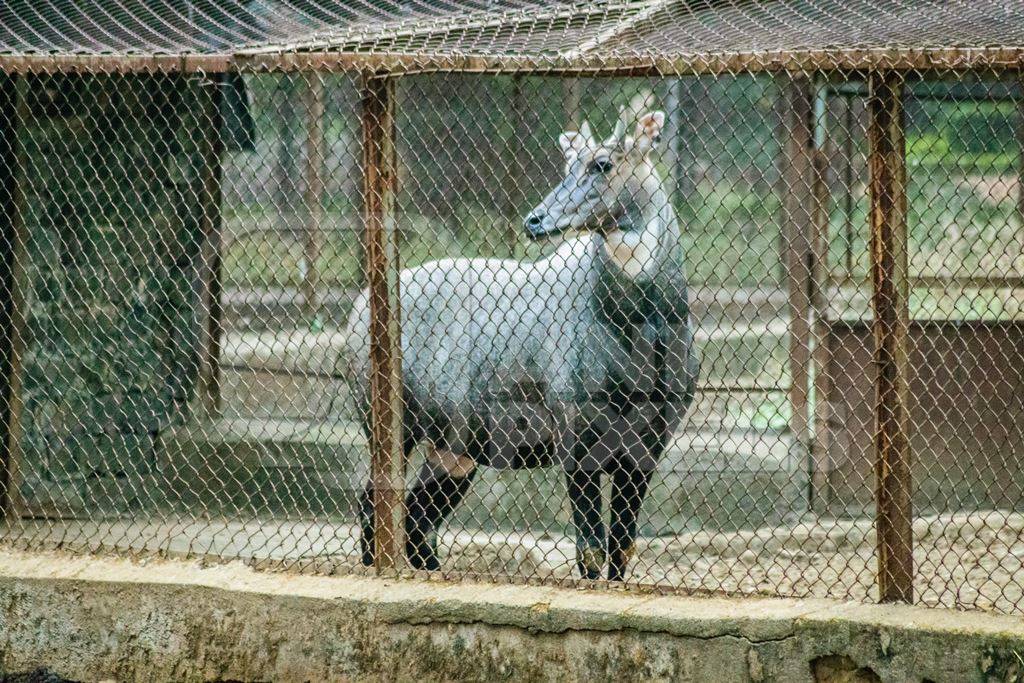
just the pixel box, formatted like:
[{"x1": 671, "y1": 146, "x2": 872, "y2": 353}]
[
  {"x1": 361, "y1": 74, "x2": 403, "y2": 569},
  {"x1": 867, "y1": 70, "x2": 913, "y2": 604},
  {"x1": 197, "y1": 77, "x2": 225, "y2": 416},
  {"x1": 0, "y1": 75, "x2": 27, "y2": 517},
  {"x1": 303, "y1": 74, "x2": 325, "y2": 317}
]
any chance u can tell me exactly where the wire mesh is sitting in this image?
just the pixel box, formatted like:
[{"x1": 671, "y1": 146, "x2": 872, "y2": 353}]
[
  {"x1": 0, "y1": 1, "x2": 1024, "y2": 618},
  {"x1": 3, "y1": 0, "x2": 1023, "y2": 60}
]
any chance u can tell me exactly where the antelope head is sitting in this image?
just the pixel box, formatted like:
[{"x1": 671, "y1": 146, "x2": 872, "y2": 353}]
[{"x1": 523, "y1": 110, "x2": 666, "y2": 245}]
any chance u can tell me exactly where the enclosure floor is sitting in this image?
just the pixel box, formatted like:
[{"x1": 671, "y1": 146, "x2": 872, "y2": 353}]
[{"x1": 2, "y1": 511, "x2": 1021, "y2": 614}]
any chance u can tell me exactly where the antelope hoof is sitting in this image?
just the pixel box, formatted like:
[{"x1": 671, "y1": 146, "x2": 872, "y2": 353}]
[
  {"x1": 406, "y1": 544, "x2": 440, "y2": 571},
  {"x1": 577, "y1": 546, "x2": 606, "y2": 580},
  {"x1": 608, "y1": 544, "x2": 635, "y2": 582}
]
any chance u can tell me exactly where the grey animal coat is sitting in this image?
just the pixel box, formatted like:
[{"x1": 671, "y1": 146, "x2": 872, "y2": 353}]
[{"x1": 345, "y1": 229, "x2": 698, "y2": 473}]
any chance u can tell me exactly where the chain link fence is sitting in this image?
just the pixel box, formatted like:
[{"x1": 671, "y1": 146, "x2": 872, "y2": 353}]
[{"x1": 1, "y1": 1, "x2": 1023, "y2": 616}]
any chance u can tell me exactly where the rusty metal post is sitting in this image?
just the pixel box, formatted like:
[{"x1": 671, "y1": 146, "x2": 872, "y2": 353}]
[
  {"x1": 303, "y1": 73, "x2": 325, "y2": 319},
  {"x1": 1018, "y1": 81, "x2": 1024, "y2": 224},
  {"x1": 867, "y1": 70, "x2": 913, "y2": 604},
  {"x1": 779, "y1": 74, "x2": 816, "y2": 502},
  {"x1": 842, "y1": 95, "x2": 857, "y2": 276},
  {"x1": 361, "y1": 74, "x2": 403, "y2": 569},
  {"x1": 0, "y1": 75, "x2": 26, "y2": 517},
  {"x1": 809, "y1": 95, "x2": 833, "y2": 514},
  {"x1": 197, "y1": 75, "x2": 225, "y2": 416}
]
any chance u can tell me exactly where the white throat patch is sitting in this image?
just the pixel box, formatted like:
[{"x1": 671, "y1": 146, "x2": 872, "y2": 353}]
[{"x1": 603, "y1": 228, "x2": 660, "y2": 280}]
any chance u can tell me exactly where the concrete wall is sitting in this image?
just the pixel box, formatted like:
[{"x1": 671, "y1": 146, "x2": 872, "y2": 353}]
[{"x1": 0, "y1": 549, "x2": 1021, "y2": 682}]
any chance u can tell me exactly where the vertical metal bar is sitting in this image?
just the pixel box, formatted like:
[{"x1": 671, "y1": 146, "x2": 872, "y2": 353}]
[
  {"x1": 197, "y1": 75, "x2": 225, "y2": 416},
  {"x1": 505, "y1": 75, "x2": 526, "y2": 254},
  {"x1": 842, "y1": 95, "x2": 856, "y2": 277},
  {"x1": 1018, "y1": 80, "x2": 1024, "y2": 224},
  {"x1": 563, "y1": 77, "x2": 582, "y2": 127},
  {"x1": 0, "y1": 75, "x2": 26, "y2": 516},
  {"x1": 361, "y1": 74, "x2": 402, "y2": 569},
  {"x1": 867, "y1": 70, "x2": 913, "y2": 604},
  {"x1": 810, "y1": 110, "x2": 832, "y2": 514},
  {"x1": 303, "y1": 73, "x2": 324, "y2": 319},
  {"x1": 273, "y1": 76, "x2": 300, "y2": 213},
  {"x1": 780, "y1": 74, "x2": 815, "y2": 495},
  {"x1": 661, "y1": 78, "x2": 683, "y2": 206}
]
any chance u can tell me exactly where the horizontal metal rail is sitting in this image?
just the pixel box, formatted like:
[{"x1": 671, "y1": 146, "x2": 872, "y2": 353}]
[{"x1": 1, "y1": 47, "x2": 1023, "y2": 76}]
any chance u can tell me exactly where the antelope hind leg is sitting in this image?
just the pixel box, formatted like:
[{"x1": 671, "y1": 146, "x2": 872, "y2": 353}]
[
  {"x1": 608, "y1": 464, "x2": 652, "y2": 581},
  {"x1": 404, "y1": 447, "x2": 477, "y2": 570},
  {"x1": 566, "y1": 468, "x2": 606, "y2": 579}
]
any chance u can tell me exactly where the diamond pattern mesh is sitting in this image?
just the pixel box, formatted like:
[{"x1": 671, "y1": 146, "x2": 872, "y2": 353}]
[
  {"x1": 0, "y1": 1, "x2": 1023, "y2": 617},
  {"x1": 3, "y1": 1, "x2": 1023, "y2": 57}
]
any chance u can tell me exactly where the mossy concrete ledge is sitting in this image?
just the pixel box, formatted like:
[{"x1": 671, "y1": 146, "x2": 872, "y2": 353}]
[{"x1": 0, "y1": 550, "x2": 1021, "y2": 682}]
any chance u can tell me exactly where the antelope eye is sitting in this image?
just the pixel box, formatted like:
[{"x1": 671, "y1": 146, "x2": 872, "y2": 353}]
[{"x1": 590, "y1": 158, "x2": 613, "y2": 175}]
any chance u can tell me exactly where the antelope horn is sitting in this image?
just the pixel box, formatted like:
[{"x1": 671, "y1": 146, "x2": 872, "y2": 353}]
[
  {"x1": 579, "y1": 120, "x2": 594, "y2": 142},
  {"x1": 604, "y1": 104, "x2": 629, "y2": 144},
  {"x1": 607, "y1": 119, "x2": 626, "y2": 145}
]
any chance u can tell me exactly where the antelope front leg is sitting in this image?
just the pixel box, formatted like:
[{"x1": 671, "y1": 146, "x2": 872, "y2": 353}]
[
  {"x1": 566, "y1": 469, "x2": 606, "y2": 579},
  {"x1": 358, "y1": 481, "x2": 377, "y2": 566},
  {"x1": 608, "y1": 464, "x2": 652, "y2": 581}
]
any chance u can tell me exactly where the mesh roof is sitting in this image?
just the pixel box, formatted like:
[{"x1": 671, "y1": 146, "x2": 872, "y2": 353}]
[
  {"x1": 1, "y1": 0, "x2": 1023, "y2": 68},
  {"x1": 273, "y1": 0, "x2": 1024, "y2": 58},
  {"x1": 0, "y1": 0, "x2": 559, "y2": 55}
]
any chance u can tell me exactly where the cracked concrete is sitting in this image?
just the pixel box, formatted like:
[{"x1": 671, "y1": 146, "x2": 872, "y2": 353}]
[{"x1": 0, "y1": 549, "x2": 1021, "y2": 681}]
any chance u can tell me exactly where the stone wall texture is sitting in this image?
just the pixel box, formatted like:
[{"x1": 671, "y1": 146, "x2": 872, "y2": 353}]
[
  {"x1": 17, "y1": 74, "x2": 204, "y2": 515},
  {"x1": 0, "y1": 550, "x2": 1021, "y2": 682}
]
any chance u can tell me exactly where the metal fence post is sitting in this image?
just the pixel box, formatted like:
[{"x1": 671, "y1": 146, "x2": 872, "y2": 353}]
[
  {"x1": 1018, "y1": 75, "x2": 1024, "y2": 224},
  {"x1": 810, "y1": 127, "x2": 833, "y2": 515},
  {"x1": 779, "y1": 74, "x2": 817, "y2": 507},
  {"x1": 867, "y1": 70, "x2": 913, "y2": 604},
  {"x1": 361, "y1": 73, "x2": 403, "y2": 569},
  {"x1": 197, "y1": 74, "x2": 225, "y2": 417},
  {"x1": 0, "y1": 75, "x2": 26, "y2": 517},
  {"x1": 303, "y1": 73, "x2": 324, "y2": 319}
]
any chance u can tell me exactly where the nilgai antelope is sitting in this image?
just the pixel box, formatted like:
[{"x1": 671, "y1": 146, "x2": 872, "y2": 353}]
[{"x1": 346, "y1": 108, "x2": 698, "y2": 580}]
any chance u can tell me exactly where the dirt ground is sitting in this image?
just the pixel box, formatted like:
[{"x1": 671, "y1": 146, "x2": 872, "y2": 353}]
[
  {"x1": 4, "y1": 510, "x2": 1021, "y2": 615},
  {"x1": 440, "y1": 510, "x2": 1024, "y2": 614}
]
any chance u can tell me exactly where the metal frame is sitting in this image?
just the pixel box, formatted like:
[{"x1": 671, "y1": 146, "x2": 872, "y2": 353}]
[
  {"x1": 361, "y1": 74, "x2": 403, "y2": 570},
  {"x1": 0, "y1": 36, "x2": 1016, "y2": 604},
  {"x1": 867, "y1": 70, "x2": 913, "y2": 604},
  {"x1": 0, "y1": 46, "x2": 1023, "y2": 76},
  {"x1": 196, "y1": 76, "x2": 226, "y2": 417},
  {"x1": 0, "y1": 74, "x2": 26, "y2": 517}
]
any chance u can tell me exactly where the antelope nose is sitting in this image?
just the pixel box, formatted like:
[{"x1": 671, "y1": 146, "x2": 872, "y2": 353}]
[{"x1": 524, "y1": 212, "x2": 545, "y2": 235}]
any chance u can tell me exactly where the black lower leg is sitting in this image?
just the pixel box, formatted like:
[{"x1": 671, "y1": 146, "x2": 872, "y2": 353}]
[
  {"x1": 358, "y1": 482, "x2": 375, "y2": 566},
  {"x1": 404, "y1": 461, "x2": 475, "y2": 570},
  {"x1": 608, "y1": 466, "x2": 652, "y2": 581},
  {"x1": 566, "y1": 469, "x2": 605, "y2": 579}
]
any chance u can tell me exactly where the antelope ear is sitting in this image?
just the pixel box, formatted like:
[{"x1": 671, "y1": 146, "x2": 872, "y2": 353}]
[
  {"x1": 632, "y1": 110, "x2": 665, "y2": 154},
  {"x1": 559, "y1": 120, "x2": 595, "y2": 159}
]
